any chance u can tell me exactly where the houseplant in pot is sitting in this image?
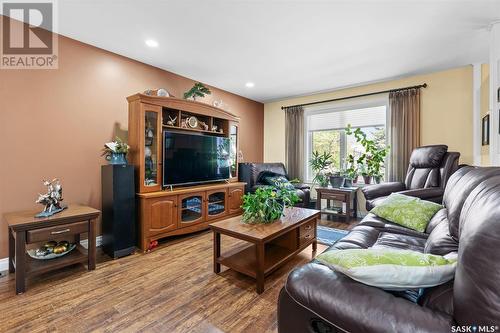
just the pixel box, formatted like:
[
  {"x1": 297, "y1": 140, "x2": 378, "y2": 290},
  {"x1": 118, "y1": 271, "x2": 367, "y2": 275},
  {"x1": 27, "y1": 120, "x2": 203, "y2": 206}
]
[
  {"x1": 309, "y1": 151, "x2": 333, "y2": 187},
  {"x1": 345, "y1": 125, "x2": 389, "y2": 184},
  {"x1": 329, "y1": 170, "x2": 345, "y2": 188},
  {"x1": 101, "y1": 137, "x2": 129, "y2": 165},
  {"x1": 241, "y1": 184, "x2": 300, "y2": 224},
  {"x1": 344, "y1": 153, "x2": 360, "y2": 187}
]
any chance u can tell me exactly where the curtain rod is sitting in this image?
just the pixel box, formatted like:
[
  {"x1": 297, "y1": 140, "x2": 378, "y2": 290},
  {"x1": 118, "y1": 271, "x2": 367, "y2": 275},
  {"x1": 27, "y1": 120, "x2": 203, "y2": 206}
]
[{"x1": 281, "y1": 83, "x2": 427, "y2": 110}]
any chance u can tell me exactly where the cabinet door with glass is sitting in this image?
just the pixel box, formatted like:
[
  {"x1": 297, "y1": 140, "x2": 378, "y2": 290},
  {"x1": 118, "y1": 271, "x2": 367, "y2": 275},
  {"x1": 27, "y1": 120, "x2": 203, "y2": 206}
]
[
  {"x1": 205, "y1": 189, "x2": 227, "y2": 221},
  {"x1": 178, "y1": 192, "x2": 206, "y2": 227},
  {"x1": 228, "y1": 122, "x2": 239, "y2": 180},
  {"x1": 140, "y1": 103, "x2": 162, "y2": 193}
]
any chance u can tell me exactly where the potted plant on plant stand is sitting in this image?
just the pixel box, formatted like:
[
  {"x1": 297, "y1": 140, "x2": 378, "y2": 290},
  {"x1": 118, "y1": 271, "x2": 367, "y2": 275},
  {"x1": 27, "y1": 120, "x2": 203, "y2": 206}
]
[
  {"x1": 309, "y1": 151, "x2": 333, "y2": 187},
  {"x1": 241, "y1": 184, "x2": 300, "y2": 224}
]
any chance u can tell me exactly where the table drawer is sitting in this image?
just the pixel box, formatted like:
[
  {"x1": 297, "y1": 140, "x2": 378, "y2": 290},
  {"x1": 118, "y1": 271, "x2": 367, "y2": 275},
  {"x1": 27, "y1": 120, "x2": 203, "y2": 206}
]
[
  {"x1": 299, "y1": 230, "x2": 314, "y2": 245},
  {"x1": 299, "y1": 220, "x2": 315, "y2": 237},
  {"x1": 322, "y1": 193, "x2": 346, "y2": 201},
  {"x1": 27, "y1": 221, "x2": 88, "y2": 243}
]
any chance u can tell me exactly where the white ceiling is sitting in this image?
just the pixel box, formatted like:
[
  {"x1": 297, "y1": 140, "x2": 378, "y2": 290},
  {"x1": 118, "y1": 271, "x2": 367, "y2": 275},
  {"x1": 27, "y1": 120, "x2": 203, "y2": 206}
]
[{"x1": 17, "y1": 1, "x2": 500, "y2": 101}]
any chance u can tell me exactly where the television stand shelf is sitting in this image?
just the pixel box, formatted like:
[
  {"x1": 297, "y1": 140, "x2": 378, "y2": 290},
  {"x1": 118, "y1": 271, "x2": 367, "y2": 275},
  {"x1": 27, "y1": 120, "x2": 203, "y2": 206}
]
[{"x1": 127, "y1": 93, "x2": 244, "y2": 252}]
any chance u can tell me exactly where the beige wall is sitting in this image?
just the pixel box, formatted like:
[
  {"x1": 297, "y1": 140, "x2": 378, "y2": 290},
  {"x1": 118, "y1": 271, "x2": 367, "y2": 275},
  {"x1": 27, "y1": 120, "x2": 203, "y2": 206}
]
[
  {"x1": 481, "y1": 63, "x2": 490, "y2": 165},
  {"x1": 264, "y1": 66, "x2": 474, "y2": 167},
  {"x1": 0, "y1": 16, "x2": 264, "y2": 258}
]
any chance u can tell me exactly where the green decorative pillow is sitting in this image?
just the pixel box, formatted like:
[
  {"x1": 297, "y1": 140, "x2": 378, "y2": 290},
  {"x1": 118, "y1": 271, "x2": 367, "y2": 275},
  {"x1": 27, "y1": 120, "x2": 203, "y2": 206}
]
[
  {"x1": 263, "y1": 175, "x2": 295, "y2": 190},
  {"x1": 316, "y1": 249, "x2": 457, "y2": 290},
  {"x1": 370, "y1": 193, "x2": 442, "y2": 232}
]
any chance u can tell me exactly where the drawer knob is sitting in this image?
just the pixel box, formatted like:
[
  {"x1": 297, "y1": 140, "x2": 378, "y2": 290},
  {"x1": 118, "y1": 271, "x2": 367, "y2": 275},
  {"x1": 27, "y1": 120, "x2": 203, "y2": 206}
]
[
  {"x1": 51, "y1": 228, "x2": 70, "y2": 235},
  {"x1": 305, "y1": 225, "x2": 312, "y2": 230},
  {"x1": 305, "y1": 234, "x2": 311, "y2": 239}
]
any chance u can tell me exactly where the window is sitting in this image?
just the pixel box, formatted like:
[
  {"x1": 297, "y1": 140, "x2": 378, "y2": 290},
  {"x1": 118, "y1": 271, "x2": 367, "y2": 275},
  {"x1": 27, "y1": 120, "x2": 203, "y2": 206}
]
[{"x1": 305, "y1": 103, "x2": 387, "y2": 182}]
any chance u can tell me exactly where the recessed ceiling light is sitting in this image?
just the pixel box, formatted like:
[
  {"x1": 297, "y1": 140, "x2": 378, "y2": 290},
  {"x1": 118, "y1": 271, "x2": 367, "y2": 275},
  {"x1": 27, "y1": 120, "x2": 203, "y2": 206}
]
[
  {"x1": 145, "y1": 39, "x2": 159, "y2": 48},
  {"x1": 245, "y1": 82, "x2": 255, "y2": 88}
]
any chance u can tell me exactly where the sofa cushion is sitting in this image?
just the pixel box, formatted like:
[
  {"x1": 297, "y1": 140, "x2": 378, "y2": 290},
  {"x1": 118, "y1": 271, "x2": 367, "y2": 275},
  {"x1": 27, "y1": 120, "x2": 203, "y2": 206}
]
[
  {"x1": 408, "y1": 145, "x2": 448, "y2": 169},
  {"x1": 370, "y1": 193, "x2": 442, "y2": 232},
  {"x1": 372, "y1": 232, "x2": 426, "y2": 252},
  {"x1": 453, "y1": 175, "x2": 500, "y2": 325},
  {"x1": 419, "y1": 280, "x2": 454, "y2": 316},
  {"x1": 443, "y1": 166, "x2": 500, "y2": 240},
  {"x1": 316, "y1": 249, "x2": 457, "y2": 290},
  {"x1": 424, "y1": 219, "x2": 458, "y2": 256}
]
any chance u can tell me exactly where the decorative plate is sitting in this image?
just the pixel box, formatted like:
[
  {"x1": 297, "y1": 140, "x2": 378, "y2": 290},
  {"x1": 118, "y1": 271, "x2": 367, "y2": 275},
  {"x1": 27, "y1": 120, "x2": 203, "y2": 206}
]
[
  {"x1": 187, "y1": 116, "x2": 198, "y2": 128},
  {"x1": 27, "y1": 244, "x2": 76, "y2": 260}
]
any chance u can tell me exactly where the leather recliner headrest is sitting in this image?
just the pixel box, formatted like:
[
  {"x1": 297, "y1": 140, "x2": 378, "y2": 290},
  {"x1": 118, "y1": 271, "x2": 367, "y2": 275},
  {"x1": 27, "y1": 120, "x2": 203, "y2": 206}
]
[{"x1": 409, "y1": 145, "x2": 448, "y2": 168}]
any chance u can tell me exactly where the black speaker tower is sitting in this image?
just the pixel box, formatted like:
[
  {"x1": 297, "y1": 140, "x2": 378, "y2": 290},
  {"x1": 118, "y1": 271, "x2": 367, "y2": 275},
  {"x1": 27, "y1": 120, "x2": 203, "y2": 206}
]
[{"x1": 101, "y1": 164, "x2": 136, "y2": 258}]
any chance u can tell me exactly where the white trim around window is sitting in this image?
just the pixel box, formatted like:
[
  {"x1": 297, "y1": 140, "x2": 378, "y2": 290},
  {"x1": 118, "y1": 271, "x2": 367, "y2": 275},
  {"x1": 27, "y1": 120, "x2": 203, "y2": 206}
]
[{"x1": 303, "y1": 95, "x2": 390, "y2": 183}]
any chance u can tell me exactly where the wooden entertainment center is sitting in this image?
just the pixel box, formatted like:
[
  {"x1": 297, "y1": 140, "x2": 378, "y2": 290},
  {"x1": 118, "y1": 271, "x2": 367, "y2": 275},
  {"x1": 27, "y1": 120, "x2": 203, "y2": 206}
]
[{"x1": 127, "y1": 94, "x2": 245, "y2": 251}]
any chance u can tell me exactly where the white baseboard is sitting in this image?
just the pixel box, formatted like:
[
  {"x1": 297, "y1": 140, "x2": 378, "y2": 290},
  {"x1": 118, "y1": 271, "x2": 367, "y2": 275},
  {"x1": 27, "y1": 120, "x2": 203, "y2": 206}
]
[{"x1": 0, "y1": 236, "x2": 103, "y2": 273}]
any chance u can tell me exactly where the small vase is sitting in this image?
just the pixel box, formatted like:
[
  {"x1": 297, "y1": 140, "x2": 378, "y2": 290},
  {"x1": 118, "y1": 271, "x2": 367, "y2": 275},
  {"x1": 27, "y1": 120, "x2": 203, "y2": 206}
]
[
  {"x1": 107, "y1": 152, "x2": 127, "y2": 165},
  {"x1": 343, "y1": 178, "x2": 353, "y2": 188},
  {"x1": 373, "y1": 176, "x2": 382, "y2": 184},
  {"x1": 363, "y1": 175, "x2": 372, "y2": 184}
]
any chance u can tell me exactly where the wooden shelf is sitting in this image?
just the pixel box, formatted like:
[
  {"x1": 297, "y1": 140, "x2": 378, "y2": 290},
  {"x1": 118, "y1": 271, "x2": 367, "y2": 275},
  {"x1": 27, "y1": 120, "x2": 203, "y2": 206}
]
[
  {"x1": 162, "y1": 125, "x2": 224, "y2": 136},
  {"x1": 217, "y1": 242, "x2": 309, "y2": 278},
  {"x1": 25, "y1": 245, "x2": 88, "y2": 276}
]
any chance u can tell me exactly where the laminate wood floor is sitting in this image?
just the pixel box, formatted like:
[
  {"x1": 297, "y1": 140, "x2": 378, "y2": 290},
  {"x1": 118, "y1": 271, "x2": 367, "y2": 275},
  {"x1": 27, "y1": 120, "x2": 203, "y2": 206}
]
[{"x1": 0, "y1": 230, "x2": 330, "y2": 333}]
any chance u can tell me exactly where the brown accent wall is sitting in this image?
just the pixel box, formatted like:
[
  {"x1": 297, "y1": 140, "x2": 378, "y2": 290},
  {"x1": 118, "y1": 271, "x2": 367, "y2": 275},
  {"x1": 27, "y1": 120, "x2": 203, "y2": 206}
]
[{"x1": 0, "y1": 22, "x2": 264, "y2": 258}]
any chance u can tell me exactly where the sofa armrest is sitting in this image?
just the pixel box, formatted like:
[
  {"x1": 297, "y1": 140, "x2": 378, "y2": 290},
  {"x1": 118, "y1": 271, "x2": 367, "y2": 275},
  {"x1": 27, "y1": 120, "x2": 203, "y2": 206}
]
[
  {"x1": 362, "y1": 182, "x2": 406, "y2": 200},
  {"x1": 278, "y1": 263, "x2": 454, "y2": 333},
  {"x1": 293, "y1": 183, "x2": 310, "y2": 190},
  {"x1": 398, "y1": 187, "x2": 444, "y2": 201}
]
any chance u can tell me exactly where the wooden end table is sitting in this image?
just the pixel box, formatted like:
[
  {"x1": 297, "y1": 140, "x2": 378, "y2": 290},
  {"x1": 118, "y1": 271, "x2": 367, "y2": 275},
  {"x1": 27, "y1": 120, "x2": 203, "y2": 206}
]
[
  {"x1": 209, "y1": 207, "x2": 320, "y2": 294},
  {"x1": 315, "y1": 186, "x2": 358, "y2": 220},
  {"x1": 4, "y1": 204, "x2": 100, "y2": 294}
]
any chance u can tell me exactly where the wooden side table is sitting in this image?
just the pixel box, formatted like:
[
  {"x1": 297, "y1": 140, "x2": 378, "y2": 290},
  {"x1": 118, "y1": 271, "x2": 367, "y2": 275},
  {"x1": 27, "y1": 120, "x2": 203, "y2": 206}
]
[
  {"x1": 4, "y1": 204, "x2": 100, "y2": 294},
  {"x1": 315, "y1": 187, "x2": 358, "y2": 220}
]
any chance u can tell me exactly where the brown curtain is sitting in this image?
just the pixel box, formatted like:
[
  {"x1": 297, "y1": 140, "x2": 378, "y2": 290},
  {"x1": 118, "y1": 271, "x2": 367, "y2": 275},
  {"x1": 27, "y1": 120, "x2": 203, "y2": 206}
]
[
  {"x1": 285, "y1": 106, "x2": 304, "y2": 180},
  {"x1": 388, "y1": 88, "x2": 421, "y2": 182}
]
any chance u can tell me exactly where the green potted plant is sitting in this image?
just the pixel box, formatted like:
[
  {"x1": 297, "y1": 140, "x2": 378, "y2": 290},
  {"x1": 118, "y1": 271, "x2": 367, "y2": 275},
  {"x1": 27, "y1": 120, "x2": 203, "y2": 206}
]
[
  {"x1": 329, "y1": 169, "x2": 345, "y2": 188},
  {"x1": 309, "y1": 151, "x2": 333, "y2": 187},
  {"x1": 241, "y1": 184, "x2": 300, "y2": 224},
  {"x1": 343, "y1": 154, "x2": 360, "y2": 187},
  {"x1": 346, "y1": 125, "x2": 389, "y2": 184},
  {"x1": 101, "y1": 137, "x2": 130, "y2": 165}
]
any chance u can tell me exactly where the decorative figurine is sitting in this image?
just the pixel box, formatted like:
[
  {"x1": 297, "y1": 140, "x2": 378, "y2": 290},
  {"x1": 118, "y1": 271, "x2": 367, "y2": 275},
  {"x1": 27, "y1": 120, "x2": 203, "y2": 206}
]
[
  {"x1": 181, "y1": 120, "x2": 187, "y2": 128},
  {"x1": 211, "y1": 125, "x2": 218, "y2": 132},
  {"x1": 200, "y1": 121, "x2": 209, "y2": 131},
  {"x1": 144, "y1": 88, "x2": 172, "y2": 97},
  {"x1": 35, "y1": 179, "x2": 67, "y2": 218},
  {"x1": 183, "y1": 82, "x2": 211, "y2": 101},
  {"x1": 166, "y1": 115, "x2": 177, "y2": 126}
]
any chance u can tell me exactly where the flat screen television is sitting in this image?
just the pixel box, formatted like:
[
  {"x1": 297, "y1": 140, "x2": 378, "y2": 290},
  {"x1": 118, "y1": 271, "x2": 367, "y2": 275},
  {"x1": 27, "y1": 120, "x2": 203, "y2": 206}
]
[{"x1": 163, "y1": 131, "x2": 231, "y2": 186}]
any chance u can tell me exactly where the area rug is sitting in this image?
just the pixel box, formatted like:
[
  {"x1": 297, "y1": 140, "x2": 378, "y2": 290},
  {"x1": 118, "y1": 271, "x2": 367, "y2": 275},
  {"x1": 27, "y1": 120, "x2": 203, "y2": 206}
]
[{"x1": 317, "y1": 226, "x2": 349, "y2": 246}]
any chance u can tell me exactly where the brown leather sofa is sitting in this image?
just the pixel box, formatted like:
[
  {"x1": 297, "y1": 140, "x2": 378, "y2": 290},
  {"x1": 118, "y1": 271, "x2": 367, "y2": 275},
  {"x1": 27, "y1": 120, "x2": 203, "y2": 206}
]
[
  {"x1": 278, "y1": 166, "x2": 500, "y2": 332},
  {"x1": 362, "y1": 145, "x2": 460, "y2": 210},
  {"x1": 238, "y1": 162, "x2": 310, "y2": 208}
]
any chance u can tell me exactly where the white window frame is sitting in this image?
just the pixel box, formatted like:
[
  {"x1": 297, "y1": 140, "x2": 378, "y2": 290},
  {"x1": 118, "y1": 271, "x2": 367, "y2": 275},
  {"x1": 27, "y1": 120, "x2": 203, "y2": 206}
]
[{"x1": 303, "y1": 96, "x2": 390, "y2": 183}]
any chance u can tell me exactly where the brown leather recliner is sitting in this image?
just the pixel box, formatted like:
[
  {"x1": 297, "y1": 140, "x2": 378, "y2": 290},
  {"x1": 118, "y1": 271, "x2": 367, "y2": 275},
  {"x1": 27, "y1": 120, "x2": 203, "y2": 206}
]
[
  {"x1": 278, "y1": 166, "x2": 500, "y2": 332},
  {"x1": 238, "y1": 162, "x2": 310, "y2": 208},
  {"x1": 362, "y1": 145, "x2": 460, "y2": 210}
]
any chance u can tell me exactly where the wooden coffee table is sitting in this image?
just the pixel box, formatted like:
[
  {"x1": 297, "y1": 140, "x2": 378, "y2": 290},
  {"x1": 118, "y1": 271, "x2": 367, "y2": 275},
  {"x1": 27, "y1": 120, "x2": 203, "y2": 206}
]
[{"x1": 210, "y1": 207, "x2": 320, "y2": 294}]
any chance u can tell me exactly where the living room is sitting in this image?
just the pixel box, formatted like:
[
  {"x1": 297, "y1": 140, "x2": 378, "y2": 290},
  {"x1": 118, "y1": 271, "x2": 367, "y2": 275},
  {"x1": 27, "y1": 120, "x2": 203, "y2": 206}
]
[{"x1": 1, "y1": 1, "x2": 500, "y2": 332}]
